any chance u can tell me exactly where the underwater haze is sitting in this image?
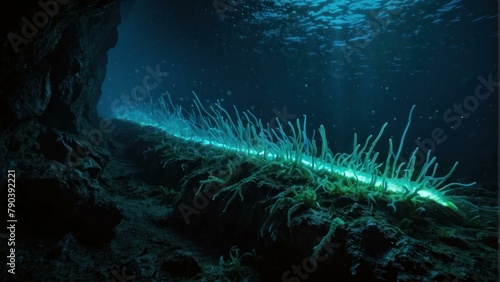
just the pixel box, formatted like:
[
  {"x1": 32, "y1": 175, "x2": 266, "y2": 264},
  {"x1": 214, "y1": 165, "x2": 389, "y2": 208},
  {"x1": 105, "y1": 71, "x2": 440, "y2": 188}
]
[
  {"x1": 99, "y1": 0, "x2": 498, "y2": 194},
  {"x1": 3, "y1": 0, "x2": 499, "y2": 280}
]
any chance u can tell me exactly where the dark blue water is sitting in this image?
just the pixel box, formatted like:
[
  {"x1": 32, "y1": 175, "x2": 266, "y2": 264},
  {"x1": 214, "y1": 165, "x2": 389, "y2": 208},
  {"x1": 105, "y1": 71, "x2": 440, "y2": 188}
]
[{"x1": 99, "y1": 0, "x2": 498, "y2": 187}]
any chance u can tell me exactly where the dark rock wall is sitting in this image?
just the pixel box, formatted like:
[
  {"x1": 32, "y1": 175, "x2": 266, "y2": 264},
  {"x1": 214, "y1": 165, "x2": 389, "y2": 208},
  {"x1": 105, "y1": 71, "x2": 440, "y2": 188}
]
[
  {"x1": 0, "y1": 0, "x2": 125, "y2": 247},
  {"x1": 1, "y1": 0, "x2": 120, "y2": 132}
]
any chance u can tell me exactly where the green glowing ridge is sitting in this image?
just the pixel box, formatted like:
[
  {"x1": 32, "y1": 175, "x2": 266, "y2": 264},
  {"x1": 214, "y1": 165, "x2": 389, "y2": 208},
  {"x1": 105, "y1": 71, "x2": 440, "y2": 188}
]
[{"x1": 116, "y1": 92, "x2": 475, "y2": 211}]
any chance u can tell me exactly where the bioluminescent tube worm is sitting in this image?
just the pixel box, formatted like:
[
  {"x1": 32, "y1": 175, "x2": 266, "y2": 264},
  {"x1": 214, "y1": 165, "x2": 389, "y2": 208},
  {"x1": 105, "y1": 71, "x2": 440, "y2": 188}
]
[{"x1": 117, "y1": 92, "x2": 474, "y2": 212}]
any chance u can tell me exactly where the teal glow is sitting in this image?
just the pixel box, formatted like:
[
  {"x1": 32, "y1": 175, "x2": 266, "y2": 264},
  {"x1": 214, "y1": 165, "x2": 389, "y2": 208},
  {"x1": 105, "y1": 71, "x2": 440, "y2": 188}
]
[{"x1": 117, "y1": 93, "x2": 474, "y2": 211}]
